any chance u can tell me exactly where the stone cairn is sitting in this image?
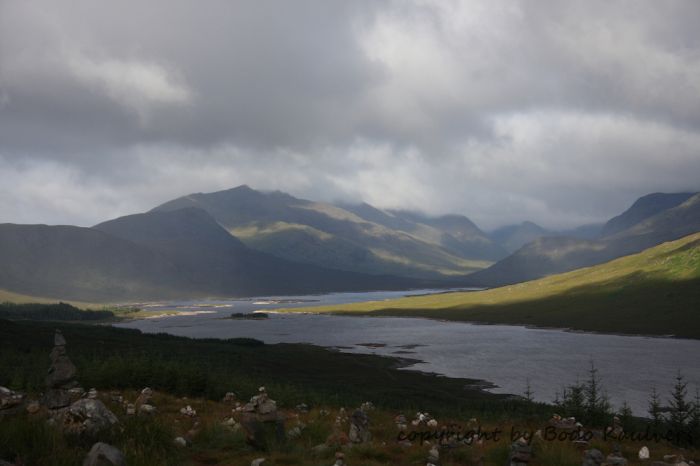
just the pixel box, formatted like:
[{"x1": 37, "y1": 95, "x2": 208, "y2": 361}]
[
  {"x1": 348, "y1": 407, "x2": 371, "y2": 444},
  {"x1": 508, "y1": 437, "x2": 533, "y2": 466},
  {"x1": 240, "y1": 387, "x2": 286, "y2": 449},
  {"x1": 44, "y1": 329, "x2": 82, "y2": 409}
]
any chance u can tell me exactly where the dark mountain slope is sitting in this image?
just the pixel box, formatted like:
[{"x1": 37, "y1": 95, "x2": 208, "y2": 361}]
[
  {"x1": 469, "y1": 192, "x2": 700, "y2": 286},
  {"x1": 153, "y1": 186, "x2": 494, "y2": 279},
  {"x1": 0, "y1": 223, "x2": 189, "y2": 301},
  {"x1": 601, "y1": 192, "x2": 696, "y2": 237},
  {"x1": 94, "y1": 208, "x2": 436, "y2": 297}
]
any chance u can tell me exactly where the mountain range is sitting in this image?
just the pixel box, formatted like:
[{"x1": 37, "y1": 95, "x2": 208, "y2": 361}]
[
  {"x1": 0, "y1": 186, "x2": 698, "y2": 302},
  {"x1": 469, "y1": 192, "x2": 700, "y2": 286}
]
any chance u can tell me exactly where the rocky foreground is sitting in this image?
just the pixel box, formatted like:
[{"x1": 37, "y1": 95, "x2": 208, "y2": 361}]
[{"x1": 0, "y1": 330, "x2": 697, "y2": 466}]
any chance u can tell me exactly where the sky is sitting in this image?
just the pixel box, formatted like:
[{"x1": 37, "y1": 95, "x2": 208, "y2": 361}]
[{"x1": 1, "y1": 1, "x2": 699, "y2": 230}]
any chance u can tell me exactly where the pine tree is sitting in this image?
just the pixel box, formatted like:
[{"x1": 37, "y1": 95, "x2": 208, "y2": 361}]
[
  {"x1": 689, "y1": 388, "x2": 700, "y2": 446},
  {"x1": 524, "y1": 378, "x2": 534, "y2": 402},
  {"x1": 669, "y1": 371, "x2": 692, "y2": 445},
  {"x1": 619, "y1": 400, "x2": 633, "y2": 431},
  {"x1": 584, "y1": 360, "x2": 609, "y2": 424},
  {"x1": 648, "y1": 386, "x2": 663, "y2": 433}
]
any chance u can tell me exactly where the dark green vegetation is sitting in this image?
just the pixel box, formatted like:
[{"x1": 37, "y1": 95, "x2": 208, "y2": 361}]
[
  {"x1": 154, "y1": 185, "x2": 503, "y2": 279},
  {"x1": 0, "y1": 302, "x2": 113, "y2": 321},
  {"x1": 0, "y1": 319, "x2": 531, "y2": 419},
  {"x1": 285, "y1": 233, "x2": 700, "y2": 338},
  {"x1": 470, "y1": 192, "x2": 700, "y2": 286},
  {"x1": 1, "y1": 320, "x2": 697, "y2": 465}
]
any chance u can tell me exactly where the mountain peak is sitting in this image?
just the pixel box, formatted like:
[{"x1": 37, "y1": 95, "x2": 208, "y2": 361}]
[{"x1": 601, "y1": 191, "x2": 698, "y2": 237}]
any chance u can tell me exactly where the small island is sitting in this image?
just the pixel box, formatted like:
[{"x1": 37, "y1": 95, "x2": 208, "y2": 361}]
[{"x1": 227, "y1": 312, "x2": 269, "y2": 320}]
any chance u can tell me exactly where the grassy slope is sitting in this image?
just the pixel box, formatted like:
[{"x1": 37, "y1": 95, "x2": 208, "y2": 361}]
[
  {"x1": 283, "y1": 233, "x2": 700, "y2": 338},
  {"x1": 0, "y1": 288, "x2": 96, "y2": 308}
]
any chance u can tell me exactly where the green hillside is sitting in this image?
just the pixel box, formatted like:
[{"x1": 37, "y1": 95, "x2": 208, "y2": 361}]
[
  {"x1": 0, "y1": 289, "x2": 95, "y2": 308},
  {"x1": 153, "y1": 185, "x2": 501, "y2": 279},
  {"x1": 283, "y1": 232, "x2": 700, "y2": 338}
]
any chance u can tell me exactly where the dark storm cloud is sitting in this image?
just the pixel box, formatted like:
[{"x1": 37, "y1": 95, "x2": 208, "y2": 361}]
[{"x1": 1, "y1": 0, "x2": 699, "y2": 229}]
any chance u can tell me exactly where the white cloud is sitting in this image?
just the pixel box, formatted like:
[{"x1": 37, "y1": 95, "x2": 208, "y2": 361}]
[{"x1": 66, "y1": 50, "x2": 192, "y2": 123}]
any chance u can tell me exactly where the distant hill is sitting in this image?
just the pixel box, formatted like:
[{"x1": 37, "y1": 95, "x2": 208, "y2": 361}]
[
  {"x1": 0, "y1": 210, "x2": 438, "y2": 302},
  {"x1": 489, "y1": 221, "x2": 552, "y2": 253},
  {"x1": 469, "y1": 192, "x2": 700, "y2": 286},
  {"x1": 92, "y1": 208, "x2": 438, "y2": 298},
  {"x1": 283, "y1": 232, "x2": 700, "y2": 338},
  {"x1": 0, "y1": 223, "x2": 190, "y2": 301},
  {"x1": 153, "y1": 185, "x2": 502, "y2": 279},
  {"x1": 600, "y1": 192, "x2": 696, "y2": 237}
]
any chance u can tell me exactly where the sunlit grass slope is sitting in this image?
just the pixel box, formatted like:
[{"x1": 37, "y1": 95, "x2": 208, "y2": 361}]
[{"x1": 283, "y1": 233, "x2": 700, "y2": 338}]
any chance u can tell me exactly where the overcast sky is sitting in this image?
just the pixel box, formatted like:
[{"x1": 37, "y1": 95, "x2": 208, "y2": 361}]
[{"x1": 1, "y1": 1, "x2": 699, "y2": 230}]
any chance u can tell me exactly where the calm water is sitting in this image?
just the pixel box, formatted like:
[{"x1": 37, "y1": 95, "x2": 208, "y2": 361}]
[{"x1": 114, "y1": 289, "x2": 700, "y2": 415}]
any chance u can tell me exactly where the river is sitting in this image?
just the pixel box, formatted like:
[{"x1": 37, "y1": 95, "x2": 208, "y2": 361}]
[{"x1": 114, "y1": 289, "x2": 700, "y2": 415}]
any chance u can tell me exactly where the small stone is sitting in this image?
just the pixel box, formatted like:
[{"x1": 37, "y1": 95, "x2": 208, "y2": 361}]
[
  {"x1": 173, "y1": 437, "x2": 188, "y2": 447},
  {"x1": 312, "y1": 443, "x2": 330, "y2": 455},
  {"x1": 82, "y1": 442, "x2": 125, "y2": 466},
  {"x1": 427, "y1": 445, "x2": 440, "y2": 463},
  {"x1": 135, "y1": 387, "x2": 153, "y2": 407},
  {"x1": 138, "y1": 404, "x2": 156, "y2": 415},
  {"x1": 180, "y1": 405, "x2": 196, "y2": 417},
  {"x1": 87, "y1": 388, "x2": 98, "y2": 400},
  {"x1": 251, "y1": 458, "x2": 266, "y2": 466},
  {"x1": 125, "y1": 403, "x2": 135, "y2": 415},
  {"x1": 638, "y1": 446, "x2": 650, "y2": 460},
  {"x1": 26, "y1": 401, "x2": 40, "y2": 414},
  {"x1": 223, "y1": 392, "x2": 236, "y2": 403},
  {"x1": 296, "y1": 403, "x2": 309, "y2": 413}
]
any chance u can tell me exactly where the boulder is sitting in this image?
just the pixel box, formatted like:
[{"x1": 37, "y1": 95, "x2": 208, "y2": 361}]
[
  {"x1": 605, "y1": 445, "x2": 628, "y2": 466},
  {"x1": 0, "y1": 386, "x2": 24, "y2": 411},
  {"x1": 57, "y1": 399, "x2": 119, "y2": 438},
  {"x1": 582, "y1": 449, "x2": 604, "y2": 466},
  {"x1": 240, "y1": 414, "x2": 286, "y2": 450},
  {"x1": 82, "y1": 442, "x2": 125, "y2": 466}
]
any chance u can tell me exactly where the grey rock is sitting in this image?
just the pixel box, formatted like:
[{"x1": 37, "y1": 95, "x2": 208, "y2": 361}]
[
  {"x1": 54, "y1": 329, "x2": 67, "y2": 346},
  {"x1": 509, "y1": 439, "x2": 532, "y2": 465},
  {"x1": 348, "y1": 409, "x2": 370, "y2": 444},
  {"x1": 0, "y1": 386, "x2": 24, "y2": 411},
  {"x1": 582, "y1": 449, "x2": 604, "y2": 466},
  {"x1": 606, "y1": 453, "x2": 628, "y2": 466},
  {"x1": 82, "y1": 442, "x2": 125, "y2": 466},
  {"x1": 57, "y1": 399, "x2": 119, "y2": 438}
]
